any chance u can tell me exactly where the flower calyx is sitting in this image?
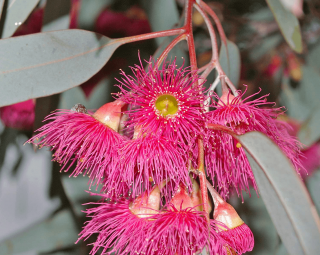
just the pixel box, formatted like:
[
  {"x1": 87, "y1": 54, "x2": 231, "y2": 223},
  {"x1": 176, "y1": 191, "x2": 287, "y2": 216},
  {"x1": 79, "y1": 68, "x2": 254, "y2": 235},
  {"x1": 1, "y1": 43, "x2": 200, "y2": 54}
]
[
  {"x1": 129, "y1": 185, "x2": 161, "y2": 218},
  {"x1": 93, "y1": 99, "x2": 126, "y2": 132}
]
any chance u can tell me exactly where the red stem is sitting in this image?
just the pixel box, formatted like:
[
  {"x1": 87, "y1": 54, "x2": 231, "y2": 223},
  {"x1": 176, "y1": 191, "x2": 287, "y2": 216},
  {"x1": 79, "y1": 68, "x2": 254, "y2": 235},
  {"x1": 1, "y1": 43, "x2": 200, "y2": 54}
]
[
  {"x1": 199, "y1": 0, "x2": 228, "y2": 50},
  {"x1": 196, "y1": 2, "x2": 238, "y2": 96},
  {"x1": 206, "y1": 123, "x2": 237, "y2": 137},
  {"x1": 155, "y1": 34, "x2": 187, "y2": 67},
  {"x1": 197, "y1": 138, "x2": 210, "y2": 222},
  {"x1": 184, "y1": 0, "x2": 197, "y2": 71},
  {"x1": 183, "y1": 0, "x2": 210, "y2": 221},
  {"x1": 115, "y1": 28, "x2": 186, "y2": 45}
]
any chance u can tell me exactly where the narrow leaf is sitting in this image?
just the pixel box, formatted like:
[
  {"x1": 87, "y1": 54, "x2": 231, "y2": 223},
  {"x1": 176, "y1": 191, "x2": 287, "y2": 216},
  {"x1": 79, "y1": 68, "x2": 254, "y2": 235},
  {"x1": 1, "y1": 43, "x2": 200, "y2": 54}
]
[
  {"x1": 79, "y1": 0, "x2": 114, "y2": 30},
  {"x1": 0, "y1": 210, "x2": 78, "y2": 255},
  {"x1": 219, "y1": 39, "x2": 241, "y2": 87},
  {"x1": 1, "y1": 0, "x2": 40, "y2": 38},
  {"x1": 236, "y1": 131, "x2": 320, "y2": 255},
  {"x1": 0, "y1": 29, "x2": 122, "y2": 107},
  {"x1": 266, "y1": 0, "x2": 302, "y2": 53},
  {"x1": 216, "y1": 39, "x2": 241, "y2": 95}
]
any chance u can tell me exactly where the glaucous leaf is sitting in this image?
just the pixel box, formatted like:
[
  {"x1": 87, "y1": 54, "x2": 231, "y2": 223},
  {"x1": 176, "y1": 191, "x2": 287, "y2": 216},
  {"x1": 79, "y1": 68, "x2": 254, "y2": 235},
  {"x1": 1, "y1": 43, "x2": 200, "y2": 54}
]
[
  {"x1": 79, "y1": 0, "x2": 114, "y2": 30},
  {"x1": 231, "y1": 190, "x2": 287, "y2": 254},
  {"x1": 307, "y1": 41, "x2": 320, "y2": 71},
  {"x1": 237, "y1": 131, "x2": 320, "y2": 255},
  {"x1": 249, "y1": 34, "x2": 282, "y2": 61},
  {"x1": 0, "y1": 210, "x2": 78, "y2": 255},
  {"x1": 280, "y1": 65, "x2": 320, "y2": 146},
  {"x1": 0, "y1": 0, "x2": 40, "y2": 38},
  {"x1": 219, "y1": 39, "x2": 241, "y2": 87},
  {"x1": 307, "y1": 169, "x2": 320, "y2": 214},
  {"x1": 0, "y1": 30, "x2": 121, "y2": 107},
  {"x1": 216, "y1": 39, "x2": 241, "y2": 95},
  {"x1": 142, "y1": 0, "x2": 179, "y2": 45},
  {"x1": 298, "y1": 103, "x2": 320, "y2": 147},
  {"x1": 266, "y1": 0, "x2": 302, "y2": 53},
  {"x1": 280, "y1": 76, "x2": 309, "y2": 122},
  {"x1": 58, "y1": 78, "x2": 111, "y2": 110}
]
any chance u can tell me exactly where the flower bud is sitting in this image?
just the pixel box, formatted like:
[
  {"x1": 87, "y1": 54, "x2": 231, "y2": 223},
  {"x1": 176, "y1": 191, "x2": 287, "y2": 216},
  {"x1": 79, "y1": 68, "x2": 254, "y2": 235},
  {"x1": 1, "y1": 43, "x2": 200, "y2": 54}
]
[
  {"x1": 210, "y1": 186, "x2": 254, "y2": 254},
  {"x1": 93, "y1": 100, "x2": 125, "y2": 132},
  {"x1": 129, "y1": 185, "x2": 161, "y2": 218}
]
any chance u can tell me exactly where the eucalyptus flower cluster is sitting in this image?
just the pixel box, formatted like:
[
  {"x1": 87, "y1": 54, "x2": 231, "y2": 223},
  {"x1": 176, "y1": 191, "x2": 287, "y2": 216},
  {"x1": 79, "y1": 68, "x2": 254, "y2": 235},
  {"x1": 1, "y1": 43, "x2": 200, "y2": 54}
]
[{"x1": 28, "y1": 58, "x2": 301, "y2": 254}]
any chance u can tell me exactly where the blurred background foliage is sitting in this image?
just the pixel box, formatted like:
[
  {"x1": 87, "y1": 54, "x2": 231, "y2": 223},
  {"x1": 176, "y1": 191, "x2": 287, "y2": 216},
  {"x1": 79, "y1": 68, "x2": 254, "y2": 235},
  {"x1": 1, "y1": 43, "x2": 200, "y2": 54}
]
[{"x1": 0, "y1": 0, "x2": 320, "y2": 254}]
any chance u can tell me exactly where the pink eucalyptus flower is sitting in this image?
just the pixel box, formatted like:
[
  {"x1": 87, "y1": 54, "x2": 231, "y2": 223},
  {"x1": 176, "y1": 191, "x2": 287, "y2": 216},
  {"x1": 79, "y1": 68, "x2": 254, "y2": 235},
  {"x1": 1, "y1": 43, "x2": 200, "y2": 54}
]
[
  {"x1": 26, "y1": 101, "x2": 126, "y2": 188},
  {"x1": 113, "y1": 134, "x2": 190, "y2": 199},
  {"x1": 78, "y1": 198, "x2": 151, "y2": 255},
  {"x1": 78, "y1": 187, "x2": 160, "y2": 255},
  {"x1": 0, "y1": 99, "x2": 35, "y2": 131},
  {"x1": 116, "y1": 58, "x2": 206, "y2": 148},
  {"x1": 205, "y1": 88, "x2": 302, "y2": 198},
  {"x1": 145, "y1": 205, "x2": 210, "y2": 255},
  {"x1": 79, "y1": 181, "x2": 241, "y2": 255}
]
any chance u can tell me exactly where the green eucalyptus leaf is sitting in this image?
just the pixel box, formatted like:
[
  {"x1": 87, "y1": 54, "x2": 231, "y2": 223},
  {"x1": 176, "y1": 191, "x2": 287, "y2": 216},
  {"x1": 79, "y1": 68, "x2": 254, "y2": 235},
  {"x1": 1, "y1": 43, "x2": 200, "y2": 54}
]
[
  {"x1": 307, "y1": 41, "x2": 320, "y2": 71},
  {"x1": 219, "y1": 39, "x2": 241, "y2": 87},
  {"x1": 236, "y1": 131, "x2": 320, "y2": 255},
  {"x1": 58, "y1": 78, "x2": 111, "y2": 110},
  {"x1": 0, "y1": 210, "x2": 78, "y2": 255},
  {"x1": 1, "y1": 0, "x2": 40, "y2": 38},
  {"x1": 280, "y1": 65, "x2": 320, "y2": 123},
  {"x1": 249, "y1": 34, "x2": 282, "y2": 61},
  {"x1": 266, "y1": 0, "x2": 302, "y2": 53},
  {"x1": 231, "y1": 191, "x2": 285, "y2": 254},
  {"x1": 216, "y1": 39, "x2": 241, "y2": 95},
  {"x1": 246, "y1": 6, "x2": 274, "y2": 21},
  {"x1": 280, "y1": 65, "x2": 320, "y2": 146},
  {"x1": 280, "y1": 76, "x2": 309, "y2": 122},
  {"x1": 298, "y1": 103, "x2": 320, "y2": 147},
  {"x1": 79, "y1": 0, "x2": 114, "y2": 30},
  {"x1": 142, "y1": 0, "x2": 179, "y2": 45},
  {"x1": 0, "y1": 29, "x2": 122, "y2": 107},
  {"x1": 307, "y1": 169, "x2": 320, "y2": 214}
]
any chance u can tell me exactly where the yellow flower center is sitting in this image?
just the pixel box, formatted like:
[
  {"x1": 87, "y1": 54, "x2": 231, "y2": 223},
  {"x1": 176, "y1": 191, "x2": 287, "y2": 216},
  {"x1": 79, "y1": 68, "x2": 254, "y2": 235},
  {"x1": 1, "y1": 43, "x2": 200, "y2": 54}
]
[{"x1": 155, "y1": 94, "x2": 178, "y2": 117}]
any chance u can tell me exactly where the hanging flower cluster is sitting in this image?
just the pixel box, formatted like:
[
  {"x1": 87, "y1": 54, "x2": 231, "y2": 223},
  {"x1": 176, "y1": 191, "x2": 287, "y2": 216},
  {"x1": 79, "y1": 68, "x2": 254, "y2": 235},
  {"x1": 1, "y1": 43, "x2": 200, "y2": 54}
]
[
  {"x1": 204, "y1": 89, "x2": 302, "y2": 199},
  {"x1": 27, "y1": 58, "x2": 302, "y2": 254}
]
